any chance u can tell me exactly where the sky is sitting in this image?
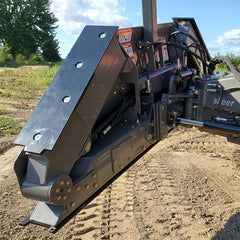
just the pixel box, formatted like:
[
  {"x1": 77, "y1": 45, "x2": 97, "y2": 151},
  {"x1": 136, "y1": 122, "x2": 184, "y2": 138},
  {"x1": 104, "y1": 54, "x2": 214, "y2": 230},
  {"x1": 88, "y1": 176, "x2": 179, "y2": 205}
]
[{"x1": 51, "y1": 0, "x2": 240, "y2": 59}]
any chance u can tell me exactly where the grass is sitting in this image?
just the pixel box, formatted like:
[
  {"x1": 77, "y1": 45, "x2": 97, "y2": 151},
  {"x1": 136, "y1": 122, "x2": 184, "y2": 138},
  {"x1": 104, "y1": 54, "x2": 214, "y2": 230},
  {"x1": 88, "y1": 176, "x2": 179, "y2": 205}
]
[
  {"x1": 0, "y1": 63, "x2": 61, "y2": 136},
  {"x1": 0, "y1": 107, "x2": 6, "y2": 114},
  {"x1": 213, "y1": 54, "x2": 240, "y2": 73},
  {"x1": 0, "y1": 62, "x2": 61, "y2": 99},
  {"x1": 0, "y1": 116, "x2": 22, "y2": 136},
  {"x1": 214, "y1": 63, "x2": 232, "y2": 74}
]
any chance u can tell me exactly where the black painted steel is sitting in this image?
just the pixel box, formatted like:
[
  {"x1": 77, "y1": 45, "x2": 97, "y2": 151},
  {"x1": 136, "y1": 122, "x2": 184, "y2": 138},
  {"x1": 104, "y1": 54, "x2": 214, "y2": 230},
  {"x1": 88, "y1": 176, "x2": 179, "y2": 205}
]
[{"x1": 15, "y1": 26, "x2": 119, "y2": 154}]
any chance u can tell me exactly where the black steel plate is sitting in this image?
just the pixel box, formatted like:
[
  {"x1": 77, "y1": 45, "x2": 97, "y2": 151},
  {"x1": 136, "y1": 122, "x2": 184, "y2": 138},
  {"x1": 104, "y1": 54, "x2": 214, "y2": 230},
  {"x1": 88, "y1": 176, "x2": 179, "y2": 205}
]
[{"x1": 15, "y1": 26, "x2": 118, "y2": 154}]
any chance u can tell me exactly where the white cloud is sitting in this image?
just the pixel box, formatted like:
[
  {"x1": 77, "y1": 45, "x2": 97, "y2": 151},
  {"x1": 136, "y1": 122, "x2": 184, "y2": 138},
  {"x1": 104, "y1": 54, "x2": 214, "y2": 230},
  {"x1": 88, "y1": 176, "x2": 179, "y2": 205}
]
[
  {"x1": 217, "y1": 29, "x2": 240, "y2": 47},
  {"x1": 207, "y1": 29, "x2": 240, "y2": 57},
  {"x1": 51, "y1": 0, "x2": 132, "y2": 35},
  {"x1": 231, "y1": 47, "x2": 240, "y2": 55}
]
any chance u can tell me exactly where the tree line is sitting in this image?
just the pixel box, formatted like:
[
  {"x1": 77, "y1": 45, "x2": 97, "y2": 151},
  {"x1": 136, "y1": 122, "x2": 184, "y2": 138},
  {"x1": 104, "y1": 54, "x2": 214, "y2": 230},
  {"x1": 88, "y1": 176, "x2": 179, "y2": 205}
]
[{"x1": 0, "y1": 0, "x2": 61, "y2": 65}]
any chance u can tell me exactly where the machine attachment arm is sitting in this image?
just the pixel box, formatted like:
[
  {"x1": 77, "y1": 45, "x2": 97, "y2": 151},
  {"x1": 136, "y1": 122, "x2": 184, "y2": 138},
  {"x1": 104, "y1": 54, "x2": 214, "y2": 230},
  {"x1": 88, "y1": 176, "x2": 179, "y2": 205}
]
[{"x1": 14, "y1": 0, "x2": 240, "y2": 233}]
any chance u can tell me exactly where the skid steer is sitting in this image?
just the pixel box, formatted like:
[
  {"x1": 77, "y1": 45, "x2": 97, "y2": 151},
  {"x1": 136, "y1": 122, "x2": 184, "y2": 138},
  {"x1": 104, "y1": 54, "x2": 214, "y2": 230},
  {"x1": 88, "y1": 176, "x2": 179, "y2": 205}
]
[{"x1": 14, "y1": 0, "x2": 240, "y2": 232}]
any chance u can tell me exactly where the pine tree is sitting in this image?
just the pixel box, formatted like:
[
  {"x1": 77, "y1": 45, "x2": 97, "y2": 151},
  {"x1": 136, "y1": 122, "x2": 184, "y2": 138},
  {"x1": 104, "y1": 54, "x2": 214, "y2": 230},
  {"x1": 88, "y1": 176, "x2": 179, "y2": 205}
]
[{"x1": 0, "y1": 0, "x2": 61, "y2": 62}]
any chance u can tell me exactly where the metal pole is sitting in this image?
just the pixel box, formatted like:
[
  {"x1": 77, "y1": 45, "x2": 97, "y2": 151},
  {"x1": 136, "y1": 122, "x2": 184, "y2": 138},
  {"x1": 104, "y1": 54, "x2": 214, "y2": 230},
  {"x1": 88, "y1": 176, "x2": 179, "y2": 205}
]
[{"x1": 142, "y1": 0, "x2": 158, "y2": 42}]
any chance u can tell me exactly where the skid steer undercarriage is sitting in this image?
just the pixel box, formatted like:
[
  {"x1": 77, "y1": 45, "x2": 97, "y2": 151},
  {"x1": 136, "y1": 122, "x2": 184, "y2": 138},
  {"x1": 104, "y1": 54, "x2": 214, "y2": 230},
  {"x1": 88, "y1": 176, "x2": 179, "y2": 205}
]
[{"x1": 14, "y1": 0, "x2": 240, "y2": 232}]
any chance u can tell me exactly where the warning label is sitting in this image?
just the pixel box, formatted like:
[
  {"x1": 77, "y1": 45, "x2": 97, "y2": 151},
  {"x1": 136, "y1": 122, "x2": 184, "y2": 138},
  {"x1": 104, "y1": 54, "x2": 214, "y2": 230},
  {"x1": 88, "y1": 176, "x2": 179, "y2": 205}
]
[
  {"x1": 121, "y1": 42, "x2": 136, "y2": 63},
  {"x1": 119, "y1": 29, "x2": 132, "y2": 43},
  {"x1": 159, "y1": 37, "x2": 169, "y2": 62}
]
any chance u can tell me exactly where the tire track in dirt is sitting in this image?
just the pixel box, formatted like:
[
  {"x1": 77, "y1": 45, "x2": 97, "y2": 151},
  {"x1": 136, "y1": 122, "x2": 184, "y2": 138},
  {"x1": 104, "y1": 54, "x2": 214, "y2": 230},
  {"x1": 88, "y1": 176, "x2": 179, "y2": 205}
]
[
  {"x1": 133, "y1": 152, "x2": 208, "y2": 240},
  {"x1": 98, "y1": 169, "x2": 138, "y2": 240},
  {"x1": 157, "y1": 151, "x2": 240, "y2": 239},
  {"x1": 68, "y1": 193, "x2": 103, "y2": 239},
  {"x1": 66, "y1": 168, "x2": 139, "y2": 240}
]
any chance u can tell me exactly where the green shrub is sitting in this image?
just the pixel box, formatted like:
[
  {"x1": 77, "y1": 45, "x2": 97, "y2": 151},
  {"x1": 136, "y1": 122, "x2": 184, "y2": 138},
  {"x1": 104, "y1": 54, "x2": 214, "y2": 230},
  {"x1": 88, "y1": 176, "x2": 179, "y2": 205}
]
[
  {"x1": 0, "y1": 45, "x2": 13, "y2": 64},
  {"x1": 16, "y1": 54, "x2": 27, "y2": 64},
  {"x1": 213, "y1": 53, "x2": 240, "y2": 73},
  {"x1": 28, "y1": 54, "x2": 44, "y2": 64}
]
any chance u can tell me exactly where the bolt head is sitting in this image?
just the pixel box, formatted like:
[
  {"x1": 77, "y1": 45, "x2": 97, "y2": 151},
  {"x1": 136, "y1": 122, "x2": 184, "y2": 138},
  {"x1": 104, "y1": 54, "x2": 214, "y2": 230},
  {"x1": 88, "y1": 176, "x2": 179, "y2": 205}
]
[
  {"x1": 75, "y1": 62, "x2": 83, "y2": 68},
  {"x1": 99, "y1": 32, "x2": 107, "y2": 38},
  {"x1": 62, "y1": 96, "x2": 71, "y2": 103},
  {"x1": 33, "y1": 133, "x2": 41, "y2": 141}
]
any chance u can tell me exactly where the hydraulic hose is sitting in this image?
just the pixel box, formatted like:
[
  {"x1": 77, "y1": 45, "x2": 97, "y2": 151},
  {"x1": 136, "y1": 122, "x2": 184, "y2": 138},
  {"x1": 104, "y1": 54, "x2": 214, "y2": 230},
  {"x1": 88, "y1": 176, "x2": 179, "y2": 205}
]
[{"x1": 146, "y1": 42, "x2": 212, "y2": 78}]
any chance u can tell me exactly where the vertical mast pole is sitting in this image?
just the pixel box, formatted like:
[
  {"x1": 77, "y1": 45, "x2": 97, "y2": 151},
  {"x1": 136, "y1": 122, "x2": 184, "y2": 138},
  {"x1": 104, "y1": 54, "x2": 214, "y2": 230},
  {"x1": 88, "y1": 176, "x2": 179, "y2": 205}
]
[{"x1": 142, "y1": 0, "x2": 158, "y2": 42}]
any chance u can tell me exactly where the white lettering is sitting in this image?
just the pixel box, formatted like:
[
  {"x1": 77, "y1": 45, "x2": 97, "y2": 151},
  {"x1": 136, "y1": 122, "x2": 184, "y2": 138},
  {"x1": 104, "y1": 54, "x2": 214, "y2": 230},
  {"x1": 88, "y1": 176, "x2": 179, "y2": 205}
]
[
  {"x1": 213, "y1": 98, "x2": 235, "y2": 107},
  {"x1": 213, "y1": 98, "x2": 220, "y2": 105},
  {"x1": 226, "y1": 100, "x2": 231, "y2": 107},
  {"x1": 221, "y1": 99, "x2": 226, "y2": 105}
]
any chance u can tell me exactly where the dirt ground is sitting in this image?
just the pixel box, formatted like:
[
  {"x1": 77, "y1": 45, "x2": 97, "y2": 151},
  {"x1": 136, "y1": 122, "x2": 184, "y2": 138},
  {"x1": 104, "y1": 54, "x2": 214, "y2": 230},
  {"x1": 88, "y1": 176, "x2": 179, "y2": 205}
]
[{"x1": 2, "y1": 94, "x2": 240, "y2": 240}]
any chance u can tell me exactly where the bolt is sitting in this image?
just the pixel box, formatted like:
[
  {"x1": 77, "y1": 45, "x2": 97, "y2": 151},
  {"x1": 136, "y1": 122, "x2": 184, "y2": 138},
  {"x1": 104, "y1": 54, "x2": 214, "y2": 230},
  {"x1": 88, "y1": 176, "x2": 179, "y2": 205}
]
[
  {"x1": 75, "y1": 62, "x2": 83, "y2": 68},
  {"x1": 85, "y1": 141, "x2": 91, "y2": 153},
  {"x1": 66, "y1": 181, "x2": 70, "y2": 186},
  {"x1": 33, "y1": 133, "x2": 41, "y2": 141},
  {"x1": 63, "y1": 195, "x2": 67, "y2": 200},
  {"x1": 99, "y1": 32, "x2": 107, "y2": 38},
  {"x1": 67, "y1": 188, "x2": 71, "y2": 193},
  {"x1": 76, "y1": 186, "x2": 81, "y2": 191},
  {"x1": 71, "y1": 202, "x2": 76, "y2": 207},
  {"x1": 62, "y1": 96, "x2": 71, "y2": 103},
  {"x1": 60, "y1": 181, "x2": 65, "y2": 186},
  {"x1": 85, "y1": 185, "x2": 90, "y2": 190},
  {"x1": 93, "y1": 183, "x2": 98, "y2": 188},
  {"x1": 194, "y1": 90, "x2": 199, "y2": 95},
  {"x1": 55, "y1": 188, "x2": 60, "y2": 193}
]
